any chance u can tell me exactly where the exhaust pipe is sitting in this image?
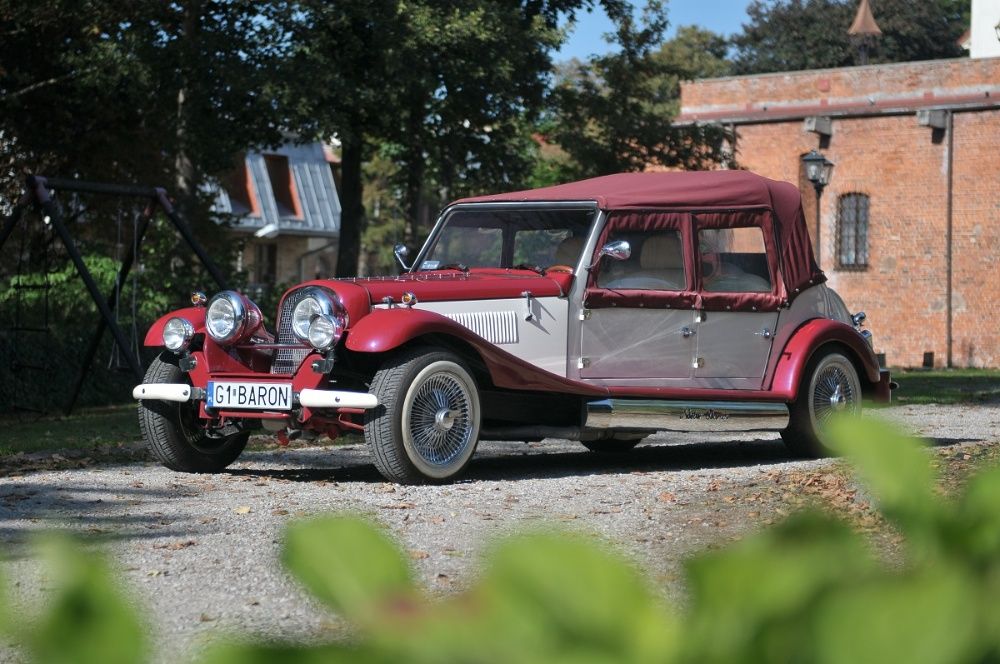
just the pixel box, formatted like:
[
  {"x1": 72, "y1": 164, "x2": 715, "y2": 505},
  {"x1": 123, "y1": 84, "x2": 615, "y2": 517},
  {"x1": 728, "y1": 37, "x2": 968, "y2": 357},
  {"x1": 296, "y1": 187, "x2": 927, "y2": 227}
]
[{"x1": 586, "y1": 399, "x2": 789, "y2": 432}]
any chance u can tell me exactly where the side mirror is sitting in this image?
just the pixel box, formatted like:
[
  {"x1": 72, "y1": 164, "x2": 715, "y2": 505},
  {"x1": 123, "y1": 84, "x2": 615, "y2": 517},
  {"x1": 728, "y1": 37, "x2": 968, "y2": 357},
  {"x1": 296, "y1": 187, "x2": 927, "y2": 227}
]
[
  {"x1": 393, "y1": 244, "x2": 412, "y2": 270},
  {"x1": 598, "y1": 240, "x2": 631, "y2": 261}
]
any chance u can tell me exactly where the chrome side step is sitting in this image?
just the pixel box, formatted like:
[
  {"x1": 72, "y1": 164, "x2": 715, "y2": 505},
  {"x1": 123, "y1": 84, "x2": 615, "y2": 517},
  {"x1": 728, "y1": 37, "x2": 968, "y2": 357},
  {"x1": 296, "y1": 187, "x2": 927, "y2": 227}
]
[{"x1": 585, "y1": 399, "x2": 789, "y2": 432}]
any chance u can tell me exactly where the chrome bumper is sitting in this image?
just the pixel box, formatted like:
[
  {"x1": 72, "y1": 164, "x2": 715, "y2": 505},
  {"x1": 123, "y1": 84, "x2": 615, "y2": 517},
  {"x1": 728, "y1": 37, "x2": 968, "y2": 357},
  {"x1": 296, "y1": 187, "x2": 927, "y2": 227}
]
[{"x1": 132, "y1": 383, "x2": 379, "y2": 409}]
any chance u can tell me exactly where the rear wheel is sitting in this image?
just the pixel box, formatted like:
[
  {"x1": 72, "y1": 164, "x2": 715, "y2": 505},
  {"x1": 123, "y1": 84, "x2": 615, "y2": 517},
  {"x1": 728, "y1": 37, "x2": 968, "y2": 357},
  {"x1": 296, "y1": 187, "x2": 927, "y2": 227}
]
[
  {"x1": 138, "y1": 353, "x2": 249, "y2": 473},
  {"x1": 781, "y1": 349, "x2": 861, "y2": 457},
  {"x1": 365, "y1": 348, "x2": 481, "y2": 484}
]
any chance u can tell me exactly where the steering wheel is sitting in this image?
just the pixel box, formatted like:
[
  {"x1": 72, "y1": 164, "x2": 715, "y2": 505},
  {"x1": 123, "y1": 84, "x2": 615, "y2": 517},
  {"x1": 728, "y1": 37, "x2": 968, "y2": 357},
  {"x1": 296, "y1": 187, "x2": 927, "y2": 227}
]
[{"x1": 545, "y1": 265, "x2": 574, "y2": 273}]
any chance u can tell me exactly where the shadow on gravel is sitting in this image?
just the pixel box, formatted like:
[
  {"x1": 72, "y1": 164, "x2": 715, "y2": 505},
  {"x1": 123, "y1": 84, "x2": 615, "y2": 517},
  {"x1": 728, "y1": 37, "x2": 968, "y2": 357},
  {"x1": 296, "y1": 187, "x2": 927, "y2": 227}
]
[
  {"x1": 0, "y1": 481, "x2": 211, "y2": 560},
  {"x1": 226, "y1": 434, "x2": 976, "y2": 485},
  {"x1": 464, "y1": 439, "x2": 799, "y2": 482}
]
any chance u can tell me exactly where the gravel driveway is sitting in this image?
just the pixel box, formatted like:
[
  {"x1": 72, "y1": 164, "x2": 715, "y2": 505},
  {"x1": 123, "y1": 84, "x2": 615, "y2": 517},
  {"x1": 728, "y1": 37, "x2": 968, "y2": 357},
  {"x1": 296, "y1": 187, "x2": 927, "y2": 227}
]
[{"x1": 1, "y1": 403, "x2": 998, "y2": 661}]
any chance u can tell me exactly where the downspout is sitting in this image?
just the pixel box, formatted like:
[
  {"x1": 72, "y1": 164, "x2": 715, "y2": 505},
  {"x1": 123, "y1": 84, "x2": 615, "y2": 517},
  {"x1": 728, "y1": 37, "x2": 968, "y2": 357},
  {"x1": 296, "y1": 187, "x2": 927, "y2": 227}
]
[
  {"x1": 298, "y1": 239, "x2": 339, "y2": 281},
  {"x1": 945, "y1": 111, "x2": 954, "y2": 368}
]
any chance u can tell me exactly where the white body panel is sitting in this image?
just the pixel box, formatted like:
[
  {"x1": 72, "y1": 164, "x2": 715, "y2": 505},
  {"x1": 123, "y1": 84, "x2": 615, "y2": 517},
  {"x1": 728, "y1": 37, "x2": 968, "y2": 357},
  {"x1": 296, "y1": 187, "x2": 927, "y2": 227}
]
[{"x1": 415, "y1": 297, "x2": 571, "y2": 377}]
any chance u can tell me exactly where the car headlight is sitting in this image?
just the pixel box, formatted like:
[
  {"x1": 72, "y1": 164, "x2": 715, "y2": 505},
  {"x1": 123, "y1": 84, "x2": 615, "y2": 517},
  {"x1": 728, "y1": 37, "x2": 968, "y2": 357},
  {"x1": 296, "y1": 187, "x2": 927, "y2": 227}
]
[
  {"x1": 307, "y1": 313, "x2": 346, "y2": 351},
  {"x1": 291, "y1": 287, "x2": 348, "y2": 342},
  {"x1": 162, "y1": 317, "x2": 195, "y2": 352},
  {"x1": 206, "y1": 290, "x2": 262, "y2": 345}
]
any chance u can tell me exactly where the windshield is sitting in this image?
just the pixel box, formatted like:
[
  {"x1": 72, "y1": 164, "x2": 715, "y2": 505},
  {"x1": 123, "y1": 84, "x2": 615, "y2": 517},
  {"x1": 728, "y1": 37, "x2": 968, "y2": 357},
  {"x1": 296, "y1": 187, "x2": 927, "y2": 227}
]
[{"x1": 418, "y1": 208, "x2": 595, "y2": 271}]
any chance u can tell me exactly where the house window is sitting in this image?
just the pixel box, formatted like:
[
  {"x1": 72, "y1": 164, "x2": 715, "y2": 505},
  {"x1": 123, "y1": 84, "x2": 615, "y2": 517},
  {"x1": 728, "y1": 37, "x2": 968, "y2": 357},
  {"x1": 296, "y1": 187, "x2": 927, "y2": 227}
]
[
  {"x1": 263, "y1": 154, "x2": 302, "y2": 218},
  {"x1": 254, "y1": 243, "x2": 277, "y2": 285},
  {"x1": 837, "y1": 193, "x2": 869, "y2": 269}
]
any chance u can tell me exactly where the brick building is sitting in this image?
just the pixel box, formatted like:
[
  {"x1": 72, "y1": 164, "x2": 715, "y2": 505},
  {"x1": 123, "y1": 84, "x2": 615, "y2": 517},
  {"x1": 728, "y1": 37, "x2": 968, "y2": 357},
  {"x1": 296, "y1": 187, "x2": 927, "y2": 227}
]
[{"x1": 677, "y1": 57, "x2": 1000, "y2": 368}]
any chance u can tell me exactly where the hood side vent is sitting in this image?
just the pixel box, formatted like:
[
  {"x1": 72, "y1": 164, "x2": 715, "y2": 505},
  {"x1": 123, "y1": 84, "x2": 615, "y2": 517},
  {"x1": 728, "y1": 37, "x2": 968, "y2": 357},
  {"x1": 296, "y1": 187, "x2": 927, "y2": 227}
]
[{"x1": 445, "y1": 311, "x2": 519, "y2": 345}]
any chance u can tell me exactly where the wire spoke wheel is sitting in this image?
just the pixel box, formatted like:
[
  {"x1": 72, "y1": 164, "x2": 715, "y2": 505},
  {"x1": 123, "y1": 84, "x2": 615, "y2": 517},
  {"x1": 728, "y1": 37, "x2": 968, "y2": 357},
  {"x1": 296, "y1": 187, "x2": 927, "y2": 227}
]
[
  {"x1": 365, "y1": 349, "x2": 481, "y2": 483},
  {"x1": 406, "y1": 371, "x2": 474, "y2": 467},
  {"x1": 782, "y1": 349, "x2": 862, "y2": 457}
]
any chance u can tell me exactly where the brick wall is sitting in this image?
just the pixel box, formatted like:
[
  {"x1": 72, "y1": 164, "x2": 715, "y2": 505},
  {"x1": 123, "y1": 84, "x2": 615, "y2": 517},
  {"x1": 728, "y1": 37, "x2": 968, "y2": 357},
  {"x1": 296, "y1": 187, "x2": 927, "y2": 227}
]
[{"x1": 680, "y1": 58, "x2": 1000, "y2": 368}]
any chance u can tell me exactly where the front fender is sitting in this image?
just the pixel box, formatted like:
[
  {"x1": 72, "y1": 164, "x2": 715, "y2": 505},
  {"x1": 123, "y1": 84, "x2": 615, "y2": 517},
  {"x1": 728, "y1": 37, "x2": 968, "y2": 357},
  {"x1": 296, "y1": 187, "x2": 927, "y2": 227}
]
[
  {"x1": 143, "y1": 307, "x2": 206, "y2": 347},
  {"x1": 769, "y1": 318, "x2": 881, "y2": 397},
  {"x1": 345, "y1": 308, "x2": 606, "y2": 396}
]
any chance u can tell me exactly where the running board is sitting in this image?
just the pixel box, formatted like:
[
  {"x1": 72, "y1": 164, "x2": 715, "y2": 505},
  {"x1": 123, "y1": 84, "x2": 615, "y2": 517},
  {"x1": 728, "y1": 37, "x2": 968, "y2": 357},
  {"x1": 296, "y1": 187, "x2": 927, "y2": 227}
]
[{"x1": 585, "y1": 399, "x2": 789, "y2": 432}]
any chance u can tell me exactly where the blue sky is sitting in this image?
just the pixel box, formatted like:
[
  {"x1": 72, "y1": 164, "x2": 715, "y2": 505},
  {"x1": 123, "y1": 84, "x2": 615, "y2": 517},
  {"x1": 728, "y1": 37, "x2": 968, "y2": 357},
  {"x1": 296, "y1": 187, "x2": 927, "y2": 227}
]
[{"x1": 557, "y1": 0, "x2": 754, "y2": 61}]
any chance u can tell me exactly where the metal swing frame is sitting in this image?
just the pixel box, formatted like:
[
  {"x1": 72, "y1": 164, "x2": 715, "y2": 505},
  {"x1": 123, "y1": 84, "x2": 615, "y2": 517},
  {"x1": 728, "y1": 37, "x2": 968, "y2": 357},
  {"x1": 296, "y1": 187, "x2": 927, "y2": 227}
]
[{"x1": 0, "y1": 175, "x2": 228, "y2": 414}]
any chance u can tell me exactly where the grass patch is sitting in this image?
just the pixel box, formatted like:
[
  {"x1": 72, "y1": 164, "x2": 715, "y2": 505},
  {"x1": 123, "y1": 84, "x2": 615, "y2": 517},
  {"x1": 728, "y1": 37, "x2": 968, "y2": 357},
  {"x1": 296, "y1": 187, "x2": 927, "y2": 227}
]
[
  {"x1": 891, "y1": 368, "x2": 1000, "y2": 406},
  {"x1": 0, "y1": 404, "x2": 140, "y2": 456}
]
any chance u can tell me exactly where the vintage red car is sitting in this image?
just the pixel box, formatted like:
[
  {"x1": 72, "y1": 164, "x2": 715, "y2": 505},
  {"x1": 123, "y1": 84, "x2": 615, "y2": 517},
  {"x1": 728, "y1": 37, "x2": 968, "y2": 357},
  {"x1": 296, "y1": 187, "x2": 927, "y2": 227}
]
[{"x1": 134, "y1": 171, "x2": 892, "y2": 483}]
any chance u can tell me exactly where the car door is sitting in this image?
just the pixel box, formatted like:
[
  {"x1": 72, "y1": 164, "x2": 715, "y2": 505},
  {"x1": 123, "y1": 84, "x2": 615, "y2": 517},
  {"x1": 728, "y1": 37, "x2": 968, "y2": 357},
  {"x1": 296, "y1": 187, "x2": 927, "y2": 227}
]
[
  {"x1": 579, "y1": 211, "x2": 697, "y2": 380},
  {"x1": 692, "y1": 213, "x2": 782, "y2": 383}
]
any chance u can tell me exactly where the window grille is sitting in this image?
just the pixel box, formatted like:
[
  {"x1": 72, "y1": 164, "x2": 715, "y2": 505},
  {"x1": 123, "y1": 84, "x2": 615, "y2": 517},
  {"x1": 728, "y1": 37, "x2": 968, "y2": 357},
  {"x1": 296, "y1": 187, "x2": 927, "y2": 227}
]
[{"x1": 837, "y1": 193, "x2": 869, "y2": 269}]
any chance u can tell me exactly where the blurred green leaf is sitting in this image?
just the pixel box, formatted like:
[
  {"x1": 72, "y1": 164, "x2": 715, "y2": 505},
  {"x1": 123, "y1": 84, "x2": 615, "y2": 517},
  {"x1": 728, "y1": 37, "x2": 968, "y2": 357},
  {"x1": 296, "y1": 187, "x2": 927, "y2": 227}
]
[
  {"x1": 200, "y1": 641, "x2": 385, "y2": 664},
  {"x1": 826, "y1": 416, "x2": 943, "y2": 541},
  {"x1": 684, "y1": 512, "x2": 874, "y2": 663},
  {"x1": 282, "y1": 516, "x2": 416, "y2": 623},
  {"x1": 474, "y1": 532, "x2": 679, "y2": 664},
  {"x1": 28, "y1": 535, "x2": 146, "y2": 664},
  {"x1": 813, "y1": 568, "x2": 978, "y2": 664},
  {"x1": 951, "y1": 466, "x2": 1000, "y2": 562}
]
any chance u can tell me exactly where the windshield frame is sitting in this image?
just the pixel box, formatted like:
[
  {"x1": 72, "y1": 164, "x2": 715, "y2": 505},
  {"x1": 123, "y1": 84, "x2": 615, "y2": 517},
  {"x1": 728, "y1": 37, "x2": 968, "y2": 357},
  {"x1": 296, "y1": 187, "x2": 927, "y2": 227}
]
[{"x1": 410, "y1": 201, "x2": 600, "y2": 273}]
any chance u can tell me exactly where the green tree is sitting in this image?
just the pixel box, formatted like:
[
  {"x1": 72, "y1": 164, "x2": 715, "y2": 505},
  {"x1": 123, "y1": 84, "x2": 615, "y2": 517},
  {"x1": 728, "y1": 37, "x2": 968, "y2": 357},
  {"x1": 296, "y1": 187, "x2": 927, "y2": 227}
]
[
  {"x1": 285, "y1": 1, "x2": 635, "y2": 277},
  {"x1": 731, "y1": 0, "x2": 968, "y2": 75},
  {"x1": 547, "y1": 2, "x2": 731, "y2": 178}
]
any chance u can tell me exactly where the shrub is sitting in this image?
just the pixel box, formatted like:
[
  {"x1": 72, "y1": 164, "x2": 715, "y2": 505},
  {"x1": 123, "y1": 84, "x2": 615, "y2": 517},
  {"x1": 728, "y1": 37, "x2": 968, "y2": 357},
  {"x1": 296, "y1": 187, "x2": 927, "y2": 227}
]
[{"x1": 2, "y1": 417, "x2": 1000, "y2": 663}]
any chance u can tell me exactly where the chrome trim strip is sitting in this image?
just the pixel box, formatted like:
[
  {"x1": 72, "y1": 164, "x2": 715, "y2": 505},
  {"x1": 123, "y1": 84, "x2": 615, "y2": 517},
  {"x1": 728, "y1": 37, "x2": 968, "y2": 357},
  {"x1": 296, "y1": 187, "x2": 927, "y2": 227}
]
[
  {"x1": 585, "y1": 399, "x2": 789, "y2": 432},
  {"x1": 133, "y1": 383, "x2": 193, "y2": 402},
  {"x1": 298, "y1": 389, "x2": 379, "y2": 409}
]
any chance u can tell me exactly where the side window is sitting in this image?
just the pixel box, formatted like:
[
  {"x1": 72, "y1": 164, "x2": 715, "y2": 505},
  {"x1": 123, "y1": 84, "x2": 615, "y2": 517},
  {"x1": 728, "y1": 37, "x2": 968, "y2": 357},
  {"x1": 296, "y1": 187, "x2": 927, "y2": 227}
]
[
  {"x1": 597, "y1": 230, "x2": 685, "y2": 291},
  {"x1": 698, "y1": 227, "x2": 772, "y2": 293},
  {"x1": 837, "y1": 193, "x2": 869, "y2": 269}
]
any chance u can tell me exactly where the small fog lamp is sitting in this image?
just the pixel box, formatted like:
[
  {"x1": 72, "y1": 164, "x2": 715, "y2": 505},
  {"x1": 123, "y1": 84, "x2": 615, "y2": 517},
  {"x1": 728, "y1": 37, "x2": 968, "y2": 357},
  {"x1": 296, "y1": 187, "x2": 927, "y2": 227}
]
[{"x1": 162, "y1": 317, "x2": 195, "y2": 352}]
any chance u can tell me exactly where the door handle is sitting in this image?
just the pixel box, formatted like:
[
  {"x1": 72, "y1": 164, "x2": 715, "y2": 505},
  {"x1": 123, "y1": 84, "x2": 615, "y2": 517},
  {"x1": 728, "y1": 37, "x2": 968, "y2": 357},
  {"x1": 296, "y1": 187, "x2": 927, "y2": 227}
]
[
  {"x1": 680, "y1": 327, "x2": 695, "y2": 338},
  {"x1": 756, "y1": 327, "x2": 772, "y2": 339}
]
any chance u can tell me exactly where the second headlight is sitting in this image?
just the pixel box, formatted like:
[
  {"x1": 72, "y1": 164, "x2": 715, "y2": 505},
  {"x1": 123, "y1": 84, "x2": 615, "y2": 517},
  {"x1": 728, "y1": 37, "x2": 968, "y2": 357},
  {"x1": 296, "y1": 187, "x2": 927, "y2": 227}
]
[
  {"x1": 291, "y1": 287, "x2": 348, "y2": 342},
  {"x1": 307, "y1": 313, "x2": 346, "y2": 350},
  {"x1": 206, "y1": 290, "x2": 262, "y2": 345}
]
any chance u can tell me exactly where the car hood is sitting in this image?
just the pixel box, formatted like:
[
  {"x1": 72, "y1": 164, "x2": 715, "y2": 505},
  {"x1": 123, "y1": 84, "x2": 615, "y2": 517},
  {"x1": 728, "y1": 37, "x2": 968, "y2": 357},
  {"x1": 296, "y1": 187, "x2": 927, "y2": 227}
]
[{"x1": 290, "y1": 269, "x2": 572, "y2": 324}]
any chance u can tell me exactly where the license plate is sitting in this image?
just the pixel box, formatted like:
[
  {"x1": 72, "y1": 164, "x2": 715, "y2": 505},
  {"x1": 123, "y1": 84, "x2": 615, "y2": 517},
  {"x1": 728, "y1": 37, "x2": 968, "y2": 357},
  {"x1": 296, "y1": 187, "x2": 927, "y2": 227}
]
[{"x1": 206, "y1": 381, "x2": 292, "y2": 410}]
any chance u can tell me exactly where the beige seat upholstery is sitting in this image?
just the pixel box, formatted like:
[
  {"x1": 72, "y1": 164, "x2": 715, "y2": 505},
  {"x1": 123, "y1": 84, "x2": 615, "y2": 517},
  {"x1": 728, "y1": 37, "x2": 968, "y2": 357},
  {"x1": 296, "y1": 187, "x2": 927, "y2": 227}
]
[
  {"x1": 600, "y1": 232, "x2": 685, "y2": 290},
  {"x1": 553, "y1": 235, "x2": 585, "y2": 266},
  {"x1": 636, "y1": 233, "x2": 685, "y2": 288}
]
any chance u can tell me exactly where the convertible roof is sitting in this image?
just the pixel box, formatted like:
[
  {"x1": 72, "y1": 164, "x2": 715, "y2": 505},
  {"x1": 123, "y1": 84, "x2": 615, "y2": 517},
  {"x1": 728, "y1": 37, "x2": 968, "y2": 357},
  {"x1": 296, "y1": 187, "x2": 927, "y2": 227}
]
[
  {"x1": 457, "y1": 170, "x2": 777, "y2": 210},
  {"x1": 455, "y1": 170, "x2": 825, "y2": 302}
]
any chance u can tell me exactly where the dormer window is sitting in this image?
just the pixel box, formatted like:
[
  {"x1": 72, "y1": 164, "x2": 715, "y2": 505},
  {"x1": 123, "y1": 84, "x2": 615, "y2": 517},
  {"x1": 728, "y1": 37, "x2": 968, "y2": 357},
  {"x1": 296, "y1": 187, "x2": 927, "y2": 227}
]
[
  {"x1": 263, "y1": 154, "x2": 302, "y2": 218},
  {"x1": 223, "y1": 155, "x2": 260, "y2": 216}
]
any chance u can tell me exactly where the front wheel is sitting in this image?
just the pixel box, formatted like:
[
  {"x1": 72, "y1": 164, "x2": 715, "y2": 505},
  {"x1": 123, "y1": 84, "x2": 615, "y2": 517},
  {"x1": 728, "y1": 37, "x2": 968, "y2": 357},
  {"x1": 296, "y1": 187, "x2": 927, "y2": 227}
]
[
  {"x1": 781, "y1": 349, "x2": 862, "y2": 457},
  {"x1": 138, "y1": 353, "x2": 249, "y2": 473},
  {"x1": 365, "y1": 348, "x2": 481, "y2": 484}
]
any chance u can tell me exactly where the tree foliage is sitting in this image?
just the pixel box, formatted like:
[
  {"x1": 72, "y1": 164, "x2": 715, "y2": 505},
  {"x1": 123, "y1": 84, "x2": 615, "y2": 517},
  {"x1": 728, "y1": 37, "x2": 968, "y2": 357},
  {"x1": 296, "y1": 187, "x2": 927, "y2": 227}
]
[
  {"x1": 546, "y1": 4, "x2": 731, "y2": 179},
  {"x1": 731, "y1": 0, "x2": 968, "y2": 75}
]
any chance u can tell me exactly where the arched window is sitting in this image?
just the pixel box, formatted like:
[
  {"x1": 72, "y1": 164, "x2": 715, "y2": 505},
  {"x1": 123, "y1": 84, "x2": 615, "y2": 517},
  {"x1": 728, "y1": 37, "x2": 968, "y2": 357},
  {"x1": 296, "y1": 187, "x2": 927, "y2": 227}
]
[{"x1": 837, "y1": 193, "x2": 869, "y2": 269}]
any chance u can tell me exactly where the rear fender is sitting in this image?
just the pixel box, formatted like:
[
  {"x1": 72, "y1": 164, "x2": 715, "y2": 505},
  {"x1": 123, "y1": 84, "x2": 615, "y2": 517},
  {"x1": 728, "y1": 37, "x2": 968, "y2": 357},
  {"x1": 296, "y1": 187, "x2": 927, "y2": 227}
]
[
  {"x1": 769, "y1": 318, "x2": 881, "y2": 398},
  {"x1": 345, "y1": 308, "x2": 605, "y2": 396}
]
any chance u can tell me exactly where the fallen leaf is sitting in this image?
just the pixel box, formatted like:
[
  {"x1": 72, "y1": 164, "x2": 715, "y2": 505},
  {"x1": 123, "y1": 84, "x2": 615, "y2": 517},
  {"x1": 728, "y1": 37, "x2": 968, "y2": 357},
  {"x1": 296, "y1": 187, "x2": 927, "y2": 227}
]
[
  {"x1": 235, "y1": 506, "x2": 251, "y2": 514},
  {"x1": 408, "y1": 550, "x2": 429, "y2": 560},
  {"x1": 657, "y1": 491, "x2": 676, "y2": 502}
]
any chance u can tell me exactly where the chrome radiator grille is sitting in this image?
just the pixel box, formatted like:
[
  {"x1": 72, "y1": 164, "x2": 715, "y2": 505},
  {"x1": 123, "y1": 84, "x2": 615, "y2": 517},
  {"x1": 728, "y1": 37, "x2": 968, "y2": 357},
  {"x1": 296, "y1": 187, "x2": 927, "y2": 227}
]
[{"x1": 271, "y1": 289, "x2": 312, "y2": 374}]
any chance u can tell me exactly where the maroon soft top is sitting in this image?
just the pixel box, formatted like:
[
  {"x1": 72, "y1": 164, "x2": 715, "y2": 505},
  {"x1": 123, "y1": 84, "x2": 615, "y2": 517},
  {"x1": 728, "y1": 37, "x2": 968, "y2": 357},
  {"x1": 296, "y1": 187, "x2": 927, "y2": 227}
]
[{"x1": 455, "y1": 171, "x2": 825, "y2": 303}]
